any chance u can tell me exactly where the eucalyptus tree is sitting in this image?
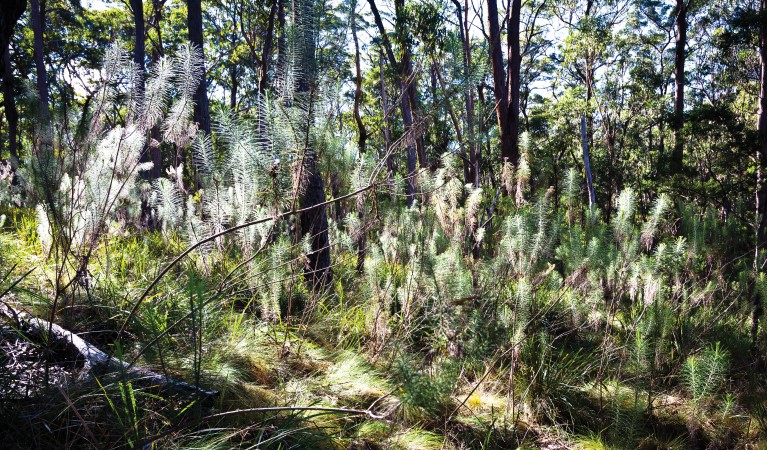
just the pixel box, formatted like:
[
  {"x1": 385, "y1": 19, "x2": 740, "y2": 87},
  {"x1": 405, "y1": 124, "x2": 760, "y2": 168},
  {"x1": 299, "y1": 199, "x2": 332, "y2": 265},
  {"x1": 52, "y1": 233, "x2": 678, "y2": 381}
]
[
  {"x1": 487, "y1": 0, "x2": 522, "y2": 169},
  {"x1": 671, "y1": 0, "x2": 687, "y2": 172},
  {"x1": 367, "y1": 0, "x2": 419, "y2": 206},
  {"x1": 1, "y1": 0, "x2": 25, "y2": 166},
  {"x1": 758, "y1": 0, "x2": 767, "y2": 246},
  {"x1": 29, "y1": 0, "x2": 48, "y2": 116}
]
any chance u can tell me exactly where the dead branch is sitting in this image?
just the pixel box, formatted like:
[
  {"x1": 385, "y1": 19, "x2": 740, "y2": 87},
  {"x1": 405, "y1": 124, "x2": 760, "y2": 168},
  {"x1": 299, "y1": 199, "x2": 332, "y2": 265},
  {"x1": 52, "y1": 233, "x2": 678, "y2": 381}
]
[{"x1": 0, "y1": 303, "x2": 218, "y2": 398}]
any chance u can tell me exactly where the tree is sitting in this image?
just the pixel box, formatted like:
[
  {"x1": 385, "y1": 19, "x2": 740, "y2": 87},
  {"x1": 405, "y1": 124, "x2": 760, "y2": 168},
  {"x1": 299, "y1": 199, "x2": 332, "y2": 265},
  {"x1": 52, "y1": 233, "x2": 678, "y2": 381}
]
[
  {"x1": 671, "y1": 0, "x2": 687, "y2": 172},
  {"x1": 1, "y1": 0, "x2": 25, "y2": 166},
  {"x1": 758, "y1": 0, "x2": 767, "y2": 246},
  {"x1": 487, "y1": 0, "x2": 521, "y2": 170},
  {"x1": 30, "y1": 0, "x2": 49, "y2": 116},
  {"x1": 130, "y1": 0, "x2": 145, "y2": 81},
  {"x1": 0, "y1": 0, "x2": 26, "y2": 74},
  {"x1": 368, "y1": 0, "x2": 419, "y2": 206},
  {"x1": 258, "y1": 0, "x2": 278, "y2": 96},
  {"x1": 187, "y1": 0, "x2": 210, "y2": 135},
  {"x1": 295, "y1": 0, "x2": 331, "y2": 288}
]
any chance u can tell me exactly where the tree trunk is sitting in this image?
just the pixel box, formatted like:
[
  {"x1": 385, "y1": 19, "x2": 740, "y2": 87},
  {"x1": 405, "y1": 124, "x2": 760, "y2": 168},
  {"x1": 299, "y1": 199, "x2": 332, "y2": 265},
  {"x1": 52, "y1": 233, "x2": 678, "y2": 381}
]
[
  {"x1": 0, "y1": 0, "x2": 26, "y2": 76},
  {"x1": 29, "y1": 0, "x2": 49, "y2": 117},
  {"x1": 487, "y1": 0, "x2": 519, "y2": 169},
  {"x1": 258, "y1": 0, "x2": 278, "y2": 96},
  {"x1": 379, "y1": 51, "x2": 393, "y2": 177},
  {"x1": 351, "y1": 0, "x2": 366, "y2": 155},
  {"x1": 368, "y1": 0, "x2": 418, "y2": 206},
  {"x1": 295, "y1": 0, "x2": 331, "y2": 288},
  {"x1": 508, "y1": 0, "x2": 522, "y2": 166},
  {"x1": 671, "y1": 0, "x2": 686, "y2": 173},
  {"x1": 149, "y1": 0, "x2": 165, "y2": 180},
  {"x1": 582, "y1": 116, "x2": 596, "y2": 215},
  {"x1": 230, "y1": 65, "x2": 237, "y2": 110},
  {"x1": 754, "y1": 0, "x2": 767, "y2": 349},
  {"x1": 2, "y1": 43, "x2": 19, "y2": 167},
  {"x1": 132, "y1": 0, "x2": 155, "y2": 228},
  {"x1": 453, "y1": 0, "x2": 478, "y2": 188},
  {"x1": 350, "y1": 0, "x2": 367, "y2": 273},
  {"x1": 130, "y1": 0, "x2": 146, "y2": 82},
  {"x1": 277, "y1": 0, "x2": 286, "y2": 76},
  {"x1": 186, "y1": 0, "x2": 210, "y2": 135}
]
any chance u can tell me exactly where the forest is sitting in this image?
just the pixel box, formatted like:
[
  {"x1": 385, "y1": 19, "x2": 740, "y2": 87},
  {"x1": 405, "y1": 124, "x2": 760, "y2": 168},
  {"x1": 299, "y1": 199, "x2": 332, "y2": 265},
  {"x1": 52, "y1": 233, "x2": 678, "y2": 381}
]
[{"x1": 0, "y1": 0, "x2": 765, "y2": 448}]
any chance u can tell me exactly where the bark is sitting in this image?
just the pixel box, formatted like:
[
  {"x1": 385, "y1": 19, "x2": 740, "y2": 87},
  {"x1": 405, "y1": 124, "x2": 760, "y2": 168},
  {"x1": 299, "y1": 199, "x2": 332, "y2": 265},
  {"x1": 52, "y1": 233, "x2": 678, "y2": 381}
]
[
  {"x1": 581, "y1": 115, "x2": 596, "y2": 215},
  {"x1": 351, "y1": 0, "x2": 366, "y2": 154},
  {"x1": 487, "y1": 0, "x2": 519, "y2": 169},
  {"x1": 277, "y1": 0, "x2": 286, "y2": 75},
  {"x1": 29, "y1": 0, "x2": 49, "y2": 116},
  {"x1": 257, "y1": 0, "x2": 278, "y2": 138},
  {"x1": 0, "y1": 0, "x2": 25, "y2": 76},
  {"x1": 2, "y1": 43, "x2": 19, "y2": 167},
  {"x1": 130, "y1": 0, "x2": 146, "y2": 81},
  {"x1": 149, "y1": 0, "x2": 165, "y2": 59},
  {"x1": 453, "y1": 0, "x2": 478, "y2": 188},
  {"x1": 379, "y1": 51, "x2": 393, "y2": 177},
  {"x1": 351, "y1": 0, "x2": 367, "y2": 273},
  {"x1": 508, "y1": 0, "x2": 522, "y2": 166},
  {"x1": 186, "y1": 0, "x2": 210, "y2": 135},
  {"x1": 149, "y1": 0, "x2": 165, "y2": 180},
  {"x1": 0, "y1": 304, "x2": 218, "y2": 399},
  {"x1": 755, "y1": 0, "x2": 767, "y2": 348},
  {"x1": 295, "y1": 0, "x2": 331, "y2": 288},
  {"x1": 671, "y1": 0, "x2": 686, "y2": 172},
  {"x1": 230, "y1": 65, "x2": 237, "y2": 110},
  {"x1": 258, "y1": 0, "x2": 278, "y2": 95}
]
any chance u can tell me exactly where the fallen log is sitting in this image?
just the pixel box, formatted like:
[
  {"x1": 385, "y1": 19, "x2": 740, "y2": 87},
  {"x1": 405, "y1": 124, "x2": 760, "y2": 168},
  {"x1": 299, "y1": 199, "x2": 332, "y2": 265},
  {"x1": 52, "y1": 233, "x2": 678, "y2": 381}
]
[{"x1": 0, "y1": 303, "x2": 219, "y2": 399}]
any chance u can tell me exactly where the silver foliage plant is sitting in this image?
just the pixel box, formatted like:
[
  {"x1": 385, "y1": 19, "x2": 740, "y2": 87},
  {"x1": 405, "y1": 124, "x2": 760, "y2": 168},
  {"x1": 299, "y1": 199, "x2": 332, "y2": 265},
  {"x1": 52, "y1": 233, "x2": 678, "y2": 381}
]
[{"x1": 32, "y1": 43, "x2": 208, "y2": 265}]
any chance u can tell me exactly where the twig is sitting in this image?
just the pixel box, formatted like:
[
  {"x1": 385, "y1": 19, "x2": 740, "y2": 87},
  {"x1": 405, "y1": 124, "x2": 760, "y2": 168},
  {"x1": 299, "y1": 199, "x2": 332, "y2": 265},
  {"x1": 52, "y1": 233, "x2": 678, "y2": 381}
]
[{"x1": 117, "y1": 183, "x2": 376, "y2": 337}]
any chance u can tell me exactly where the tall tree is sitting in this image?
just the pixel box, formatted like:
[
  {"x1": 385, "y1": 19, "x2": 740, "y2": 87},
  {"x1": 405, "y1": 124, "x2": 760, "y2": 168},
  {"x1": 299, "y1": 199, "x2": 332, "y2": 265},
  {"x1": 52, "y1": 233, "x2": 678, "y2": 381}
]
[
  {"x1": 130, "y1": 0, "x2": 145, "y2": 82},
  {"x1": 258, "y1": 0, "x2": 278, "y2": 96},
  {"x1": 350, "y1": 0, "x2": 366, "y2": 155},
  {"x1": 0, "y1": 0, "x2": 24, "y2": 166},
  {"x1": 2, "y1": 44, "x2": 19, "y2": 166},
  {"x1": 149, "y1": 0, "x2": 165, "y2": 179},
  {"x1": 187, "y1": 0, "x2": 210, "y2": 135},
  {"x1": 368, "y1": 0, "x2": 419, "y2": 206},
  {"x1": 29, "y1": 0, "x2": 49, "y2": 116},
  {"x1": 487, "y1": 0, "x2": 521, "y2": 169},
  {"x1": 755, "y1": 0, "x2": 767, "y2": 353},
  {"x1": 758, "y1": 0, "x2": 767, "y2": 244},
  {"x1": 350, "y1": 0, "x2": 367, "y2": 273},
  {"x1": 671, "y1": 0, "x2": 687, "y2": 172},
  {"x1": 295, "y1": 0, "x2": 331, "y2": 288},
  {"x1": 0, "y1": 0, "x2": 25, "y2": 75},
  {"x1": 452, "y1": 0, "x2": 478, "y2": 188}
]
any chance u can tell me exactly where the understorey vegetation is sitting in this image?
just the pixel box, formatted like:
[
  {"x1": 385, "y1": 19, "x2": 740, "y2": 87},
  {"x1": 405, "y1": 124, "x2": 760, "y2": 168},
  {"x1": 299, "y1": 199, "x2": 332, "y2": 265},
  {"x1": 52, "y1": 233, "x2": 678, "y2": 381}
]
[{"x1": 1, "y1": 0, "x2": 767, "y2": 448}]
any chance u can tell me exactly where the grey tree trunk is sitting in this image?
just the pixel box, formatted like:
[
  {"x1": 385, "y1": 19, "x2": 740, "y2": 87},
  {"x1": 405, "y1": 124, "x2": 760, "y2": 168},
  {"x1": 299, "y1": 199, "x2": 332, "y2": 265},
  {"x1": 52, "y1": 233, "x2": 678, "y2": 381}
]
[{"x1": 581, "y1": 115, "x2": 596, "y2": 215}]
